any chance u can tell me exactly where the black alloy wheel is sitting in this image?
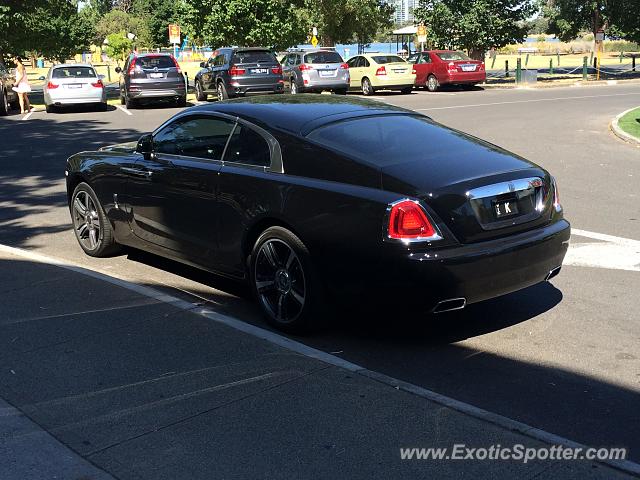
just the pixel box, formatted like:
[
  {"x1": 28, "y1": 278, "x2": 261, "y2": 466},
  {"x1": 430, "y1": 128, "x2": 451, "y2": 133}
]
[
  {"x1": 71, "y1": 183, "x2": 120, "y2": 257},
  {"x1": 195, "y1": 80, "x2": 207, "y2": 101},
  {"x1": 216, "y1": 82, "x2": 228, "y2": 101}
]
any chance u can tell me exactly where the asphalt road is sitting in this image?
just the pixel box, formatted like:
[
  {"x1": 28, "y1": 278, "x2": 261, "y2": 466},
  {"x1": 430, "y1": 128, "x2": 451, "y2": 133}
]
[{"x1": 1, "y1": 83, "x2": 639, "y2": 474}]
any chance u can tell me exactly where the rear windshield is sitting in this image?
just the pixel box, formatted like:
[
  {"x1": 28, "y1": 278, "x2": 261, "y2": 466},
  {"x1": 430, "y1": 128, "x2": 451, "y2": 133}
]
[
  {"x1": 436, "y1": 51, "x2": 470, "y2": 61},
  {"x1": 137, "y1": 56, "x2": 176, "y2": 69},
  {"x1": 304, "y1": 51, "x2": 343, "y2": 64},
  {"x1": 307, "y1": 115, "x2": 470, "y2": 167},
  {"x1": 232, "y1": 51, "x2": 277, "y2": 64},
  {"x1": 371, "y1": 55, "x2": 406, "y2": 64},
  {"x1": 52, "y1": 66, "x2": 96, "y2": 78}
]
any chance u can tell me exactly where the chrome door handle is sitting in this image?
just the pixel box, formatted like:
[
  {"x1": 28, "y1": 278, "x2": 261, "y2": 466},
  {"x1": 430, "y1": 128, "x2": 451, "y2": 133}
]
[{"x1": 121, "y1": 167, "x2": 153, "y2": 178}]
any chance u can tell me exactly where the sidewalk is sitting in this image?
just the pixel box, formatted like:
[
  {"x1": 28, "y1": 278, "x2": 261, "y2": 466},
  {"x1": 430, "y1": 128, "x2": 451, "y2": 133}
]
[{"x1": 0, "y1": 248, "x2": 635, "y2": 479}]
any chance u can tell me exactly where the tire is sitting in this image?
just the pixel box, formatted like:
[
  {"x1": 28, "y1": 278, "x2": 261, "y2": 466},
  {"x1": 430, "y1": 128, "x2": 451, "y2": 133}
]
[
  {"x1": 45, "y1": 104, "x2": 55, "y2": 113},
  {"x1": 250, "y1": 226, "x2": 325, "y2": 333},
  {"x1": 427, "y1": 74, "x2": 439, "y2": 92},
  {"x1": 216, "y1": 81, "x2": 228, "y2": 101},
  {"x1": 400, "y1": 86, "x2": 413, "y2": 94},
  {"x1": 120, "y1": 89, "x2": 125, "y2": 105},
  {"x1": 125, "y1": 92, "x2": 135, "y2": 109},
  {"x1": 361, "y1": 77, "x2": 374, "y2": 96},
  {"x1": 334, "y1": 88, "x2": 347, "y2": 95},
  {"x1": 195, "y1": 80, "x2": 207, "y2": 101},
  {"x1": 99, "y1": 102, "x2": 108, "y2": 111},
  {"x1": 176, "y1": 96, "x2": 187, "y2": 107},
  {"x1": 70, "y1": 182, "x2": 121, "y2": 257},
  {"x1": 0, "y1": 88, "x2": 9, "y2": 116},
  {"x1": 290, "y1": 79, "x2": 299, "y2": 94}
]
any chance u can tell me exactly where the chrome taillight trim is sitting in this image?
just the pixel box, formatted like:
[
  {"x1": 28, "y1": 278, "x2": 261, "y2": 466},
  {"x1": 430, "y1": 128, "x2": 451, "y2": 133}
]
[
  {"x1": 383, "y1": 198, "x2": 444, "y2": 244},
  {"x1": 551, "y1": 176, "x2": 562, "y2": 213}
]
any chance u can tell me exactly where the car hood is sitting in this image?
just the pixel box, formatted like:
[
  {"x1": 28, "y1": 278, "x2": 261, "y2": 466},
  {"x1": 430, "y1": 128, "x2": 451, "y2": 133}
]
[{"x1": 99, "y1": 141, "x2": 138, "y2": 153}]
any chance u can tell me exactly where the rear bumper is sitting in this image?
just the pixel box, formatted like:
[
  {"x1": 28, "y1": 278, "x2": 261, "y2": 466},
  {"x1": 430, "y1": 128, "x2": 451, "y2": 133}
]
[
  {"x1": 372, "y1": 76, "x2": 416, "y2": 89},
  {"x1": 442, "y1": 72, "x2": 486, "y2": 84},
  {"x1": 45, "y1": 90, "x2": 105, "y2": 105},
  {"x1": 128, "y1": 86, "x2": 186, "y2": 99},
  {"x1": 328, "y1": 219, "x2": 570, "y2": 310},
  {"x1": 304, "y1": 80, "x2": 350, "y2": 91},
  {"x1": 231, "y1": 82, "x2": 284, "y2": 95}
]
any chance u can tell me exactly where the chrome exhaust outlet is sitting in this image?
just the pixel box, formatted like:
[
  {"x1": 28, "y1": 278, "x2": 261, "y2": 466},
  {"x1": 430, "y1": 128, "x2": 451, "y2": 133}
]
[
  {"x1": 545, "y1": 266, "x2": 562, "y2": 282},
  {"x1": 432, "y1": 297, "x2": 466, "y2": 314}
]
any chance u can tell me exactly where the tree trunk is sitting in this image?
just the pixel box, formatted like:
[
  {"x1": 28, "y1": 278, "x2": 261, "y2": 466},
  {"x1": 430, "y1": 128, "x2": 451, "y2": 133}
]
[{"x1": 468, "y1": 49, "x2": 485, "y2": 61}]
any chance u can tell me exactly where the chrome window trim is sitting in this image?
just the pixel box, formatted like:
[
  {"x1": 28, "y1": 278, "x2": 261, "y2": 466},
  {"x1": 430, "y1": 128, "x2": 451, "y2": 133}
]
[
  {"x1": 383, "y1": 198, "x2": 444, "y2": 245},
  {"x1": 465, "y1": 177, "x2": 543, "y2": 200}
]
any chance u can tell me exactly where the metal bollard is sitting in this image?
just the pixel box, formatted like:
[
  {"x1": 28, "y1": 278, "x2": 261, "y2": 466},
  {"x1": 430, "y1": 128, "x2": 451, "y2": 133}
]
[
  {"x1": 583, "y1": 56, "x2": 588, "y2": 80},
  {"x1": 525, "y1": 53, "x2": 529, "y2": 67},
  {"x1": 516, "y1": 58, "x2": 522, "y2": 83},
  {"x1": 549, "y1": 58, "x2": 553, "y2": 75},
  {"x1": 107, "y1": 64, "x2": 111, "y2": 82},
  {"x1": 633, "y1": 55, "x2": 636, "y2": 72},
  {"x1": 505, "y1": 60, "x2": 509, "y2": 78}
]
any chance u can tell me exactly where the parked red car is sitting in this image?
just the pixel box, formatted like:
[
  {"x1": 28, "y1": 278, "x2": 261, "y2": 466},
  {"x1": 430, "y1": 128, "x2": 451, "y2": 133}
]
[{"x1": 408, "y1": 50, "x2": 485, "y2": 91}]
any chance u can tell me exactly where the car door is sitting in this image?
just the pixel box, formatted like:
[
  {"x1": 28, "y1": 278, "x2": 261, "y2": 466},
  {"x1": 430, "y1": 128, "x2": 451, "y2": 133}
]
[
  {"x1": 202, "y1": 55, "x2": 216, "y2": 91},
  {"x1": 212, "y1": 52, "x2": 228, "y2": 89},
  {"x1": 216, "y1": 121, "x2": 283, "y2": 277},
  {"x1": 347, "y1": 56, "x2": 362, "y2": 88},
  {"x1": 416, "y1": 52, "x2": 435, "y2": 85},
  {"x1": 126, "y1": 113, "x2": 236, "y2": 265}
]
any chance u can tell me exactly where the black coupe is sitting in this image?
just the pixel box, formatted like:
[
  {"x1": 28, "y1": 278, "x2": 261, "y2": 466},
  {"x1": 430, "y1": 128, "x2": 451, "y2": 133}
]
[{"x1": 65, "y1": 96, "x2": 570, "y2": 332}]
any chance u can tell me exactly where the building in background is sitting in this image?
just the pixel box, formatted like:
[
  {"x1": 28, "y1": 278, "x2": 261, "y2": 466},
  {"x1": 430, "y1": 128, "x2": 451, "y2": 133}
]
[{"x1": 388, "y1": 0, "x2": 416, "y2": 25}]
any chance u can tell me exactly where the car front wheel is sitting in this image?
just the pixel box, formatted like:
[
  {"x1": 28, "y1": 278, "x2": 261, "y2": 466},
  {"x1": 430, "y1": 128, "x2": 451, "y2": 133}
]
[
  {"x1": 250, "y1": 226, "x2": 325, "y2": 333},
  {"x1": 70, "y1": 182, "x2": 121, "y2": 257}
]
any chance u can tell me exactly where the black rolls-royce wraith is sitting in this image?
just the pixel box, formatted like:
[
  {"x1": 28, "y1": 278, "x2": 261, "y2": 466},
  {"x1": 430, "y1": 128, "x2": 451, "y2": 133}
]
[{"x1": 65, "y1": 95, "x2": 570, "y2": 332}]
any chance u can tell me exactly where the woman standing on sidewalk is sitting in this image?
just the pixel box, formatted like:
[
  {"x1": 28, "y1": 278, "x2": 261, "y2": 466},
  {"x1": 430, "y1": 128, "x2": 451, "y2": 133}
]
[{"x1": 12, "y1": 56, "x2": 32, "y2": 114}]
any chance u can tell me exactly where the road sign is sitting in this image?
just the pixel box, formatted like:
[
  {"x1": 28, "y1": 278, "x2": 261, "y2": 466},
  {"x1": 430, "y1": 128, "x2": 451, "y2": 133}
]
[
  {"x1": 311, "y1": 35, "x2": 318, "y2": 47},
  {"x1": 169, "y1": 24, "x2": 181, "y2": 44},
  {"x1": 595, "y1": 29, "x2": 605, "y2": 42},
  {"x1": 417, "y1": 24, "x2": 427, "y2": 37}
]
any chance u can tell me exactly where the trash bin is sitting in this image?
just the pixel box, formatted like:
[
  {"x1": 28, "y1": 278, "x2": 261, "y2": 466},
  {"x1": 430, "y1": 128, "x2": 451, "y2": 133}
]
[{"x1": 522, "y1": 69, "x2": 537, "y2": 85}]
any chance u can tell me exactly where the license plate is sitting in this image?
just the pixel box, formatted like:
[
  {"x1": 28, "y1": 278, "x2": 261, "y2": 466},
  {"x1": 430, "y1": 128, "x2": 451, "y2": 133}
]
[
  {"x1": 252, "y1": 68, "x2": 268, "y2": 74},
  {"x1": 493, "y1": 199, "x2": 519, "y2": 219},
  {"x1": 393, "y1": 69, "x2": 406, "y2": 73},
  {"x1": 319, "y1": 69, "x2": 335, "y2": 77},
  {"x1": 149, "y1": 73, "x2": 164, "y2": 78},
  {"x1": 461, "y1": 65, "x2": 476, "y2": 72},
  {"x1": 67, "y1": 84, "x2": 82, "y2": 89}
]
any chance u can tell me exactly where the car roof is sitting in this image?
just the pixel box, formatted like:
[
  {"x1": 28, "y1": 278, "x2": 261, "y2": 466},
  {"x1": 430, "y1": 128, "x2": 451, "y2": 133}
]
[
  {"x1": 135, "y1": 52, "x2": 173, "y2": 57},
  {"x1": 190, "y1": 95, "x2": 415, "y2": 135},
  {"x1": 51, "y1": 63, "x2": 95, "y2": 69}
]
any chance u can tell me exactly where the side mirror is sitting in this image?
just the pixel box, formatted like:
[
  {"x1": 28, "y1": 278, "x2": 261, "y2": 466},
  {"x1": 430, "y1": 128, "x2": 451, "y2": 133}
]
[
  {"x1": 114, "y1": 67, "x2": 122, "y2": 74},
  {"x1": 136, "y1": 134, "x2": 153, "y2": 159},
  {"x1": 199, "y1": 62, "x2": 206, "y2": 68}
]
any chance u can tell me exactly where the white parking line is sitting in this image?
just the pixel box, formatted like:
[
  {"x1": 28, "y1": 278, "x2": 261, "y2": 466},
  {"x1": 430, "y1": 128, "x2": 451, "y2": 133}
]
[
  {"x1": 416, "y1": 92, "x2": 640, "y2": 111},
  {"x1": 22, "y1": 111, "x2": 35, "y2": 121},
  {"x1": 0, "y1": 241, "x2": 638, "y2": 477},
  {"x1": 116, "y1": 105, "x2": 132, "y2": 116},
  {"x1": 567, "y1": 229, "x2": 640, "y2": 272}
]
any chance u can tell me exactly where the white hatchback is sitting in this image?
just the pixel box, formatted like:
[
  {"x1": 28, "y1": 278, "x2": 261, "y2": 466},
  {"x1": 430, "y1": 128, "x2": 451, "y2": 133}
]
[{"x1": 44, "y1": 64, "x2": 107, "y2": 112}]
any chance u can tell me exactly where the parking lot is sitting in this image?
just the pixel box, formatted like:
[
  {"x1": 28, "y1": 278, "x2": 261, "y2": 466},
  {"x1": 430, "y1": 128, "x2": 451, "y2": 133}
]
[{"x1": 1, "y1": 83, "x2": 639, "y2": 478}]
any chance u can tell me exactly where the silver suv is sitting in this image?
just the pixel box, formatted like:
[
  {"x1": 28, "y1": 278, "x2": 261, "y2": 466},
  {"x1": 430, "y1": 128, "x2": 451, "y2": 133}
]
[{"x1": 282, "y1": 49, "x2": 349, "y2": 94}]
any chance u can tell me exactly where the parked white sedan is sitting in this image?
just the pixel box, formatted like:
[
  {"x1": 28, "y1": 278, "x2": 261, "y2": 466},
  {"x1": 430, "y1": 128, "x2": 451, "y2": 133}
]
[{"x1": 44, "y1": 64, "x2": 107, "y2": 112}]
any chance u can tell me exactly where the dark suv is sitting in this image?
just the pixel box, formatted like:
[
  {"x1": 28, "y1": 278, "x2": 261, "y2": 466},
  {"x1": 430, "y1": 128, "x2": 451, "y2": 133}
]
[
  {"x1": 0, "y1": 59, "x2": 18, "y2": 115},
  {"x1": 194, "y1": 47, "x2": 283, "y2": 101},
  {"x1": 115, "y1": 53, "x2": 186, "y2": 108}
]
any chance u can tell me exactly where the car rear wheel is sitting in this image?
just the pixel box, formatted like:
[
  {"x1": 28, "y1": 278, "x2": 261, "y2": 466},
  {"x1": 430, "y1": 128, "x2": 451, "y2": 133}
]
[
  {"x1": 0, "y1": 88, "x2": 9, "y2": 116},
  {"x1": 361, "y1": 77, "x2": 374, "y2": 96},
  {"x1": 176, "y1": 96, "x2": 187, "y2": 107},
  {"x1": 125, "y1": 92, "x2": 136, "y2": 109},
  {"x1": 120, "y1": 89, "x2": 125, "y2": 105},
  {"x1": 250, "y1": 226, "x2": 325, "y2": 333},
  {"x1": 216, "y1": 82, "x2": 228, "y2": 101},
  {"x1": 195, "y1": 80, "x2": 207, "y2": 101},
  {"x1": 45, "y1": 104, "x2": 55, "y2": 113},
  {"x1": 427, "y1": 74, "x2": 439, "y2": 92},
  {"x1": 70, "y1": 182, "x2": 121, "y2": 257}
]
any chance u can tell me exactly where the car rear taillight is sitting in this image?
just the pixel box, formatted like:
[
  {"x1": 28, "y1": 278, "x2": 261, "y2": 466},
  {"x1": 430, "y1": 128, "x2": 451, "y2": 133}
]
[
  {"x1": 375, "y1": 66, "x2": 387, "y2": 76},
  {"x1": 271, "y1": 65, "x2": 282, "y2": 75},
  {"x1": 387, "y1": 200, "x2": 439, "y2": 241},
  {"x1": 91, "y1": 79, "x2": 104, "y2": 88},
  {"x1": 447, "y1": 62, "x2": 457, "y2": 73},
  {"x1": 298, "y1": 64, "x2": 313, "y2": 71},
  {"x1": 411, "y1": 67, "x2": 417, "y2": 74},
  {"x1": 339, "y1": 63, "x2": 349, "y2": 69},
  {"x1": 128, "y1": 58, "x2": 137, "y2": 75},
  {"x1": 229, "y1": 65, "x2": 246, "y2": 76},
  {"x1": 46, "y1": 81, "x2": 59, "y2": 89},
  {"x1": 170, "y1": 55, "x2": 181, "y2": 73},
  {"x1": 479, "y1": 62, "x2": 485, "y2": 71},
  {"x1": 552, "y1": 177, "x2": 562, "y2": 211}
]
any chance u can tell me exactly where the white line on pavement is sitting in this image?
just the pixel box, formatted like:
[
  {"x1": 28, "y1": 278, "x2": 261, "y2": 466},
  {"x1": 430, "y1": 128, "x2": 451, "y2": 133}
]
[
  {"x1": 116, "y1": 105, "x2": 132, "y2": 116},
  {"x1": 0, "y1": 241, "x2": 638, "y2": 477},
  {"x1": 416, "y1": 92, "x2": 640, "y2": 111},
  {"x1": 22, "y1": 111, "x2": 34, "y2": 121},
  {"x1": 567, "y1": 229, "x2": 640, "y2": 272}
]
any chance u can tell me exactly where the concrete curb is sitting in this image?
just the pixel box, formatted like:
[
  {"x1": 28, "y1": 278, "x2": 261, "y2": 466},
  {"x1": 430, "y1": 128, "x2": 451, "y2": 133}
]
[
  {"x1": 1, "y1": 243, "x2": 640, "y2": 478},
  {"x1": 610, "y1": 106, "x2": 640, "y2": 146},
  {"x1": 482, "y1": 78, "x2": 640, "y2": 91}
]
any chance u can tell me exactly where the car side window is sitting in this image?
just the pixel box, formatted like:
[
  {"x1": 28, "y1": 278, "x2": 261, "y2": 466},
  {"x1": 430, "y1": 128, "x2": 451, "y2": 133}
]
[
  {"x1": 223, "y1": 124, "x2": 271, "y2": 167},
  {"x1": 346, "y1": 57, "x2": 358, "y2": 68},
  {"x1": 362, "y1": 58, "x2": 370, "y2": 68},
  {"x1": 154, "y1": 116, "x2": 236, "y2": 160},
  {"x1": 214, "y1": 54, "x2": 225, "y2": 67},
  {"x1": 419, "y1": 54, "x2": 431, "y2": 64}
]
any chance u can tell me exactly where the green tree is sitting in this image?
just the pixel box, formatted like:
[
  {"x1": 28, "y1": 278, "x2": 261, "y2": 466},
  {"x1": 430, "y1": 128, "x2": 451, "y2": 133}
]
[
  {"x1": 414, "y1": 0, "x2": 535, "y2": 59},
  {"x1": 95, "y1": 9, "x2": 151, "y2": 47},
  {"x1": 105, "y1": 31, "x2": 133, "y2": 61},
  {"x1": 134, "y1": 0, "x2": 178, "y2": 47},
  {"x1": 0, "y1": 0, "x2": 93, "y2": 61},
  {"x1": 543, "y1": 0, "x2": 640, "y2": 44}
]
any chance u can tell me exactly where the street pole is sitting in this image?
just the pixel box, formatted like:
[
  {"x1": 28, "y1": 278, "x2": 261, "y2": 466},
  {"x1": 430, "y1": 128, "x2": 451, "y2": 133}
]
[{"x1": 583, "y1": 56, "x2": 588, "y2": 80}]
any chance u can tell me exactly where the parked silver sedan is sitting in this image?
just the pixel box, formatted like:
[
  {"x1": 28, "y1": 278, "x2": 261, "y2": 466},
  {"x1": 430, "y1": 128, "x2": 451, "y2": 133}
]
[{"x1": 44, "y1": 64, "x2": 107, "y2": 112}]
